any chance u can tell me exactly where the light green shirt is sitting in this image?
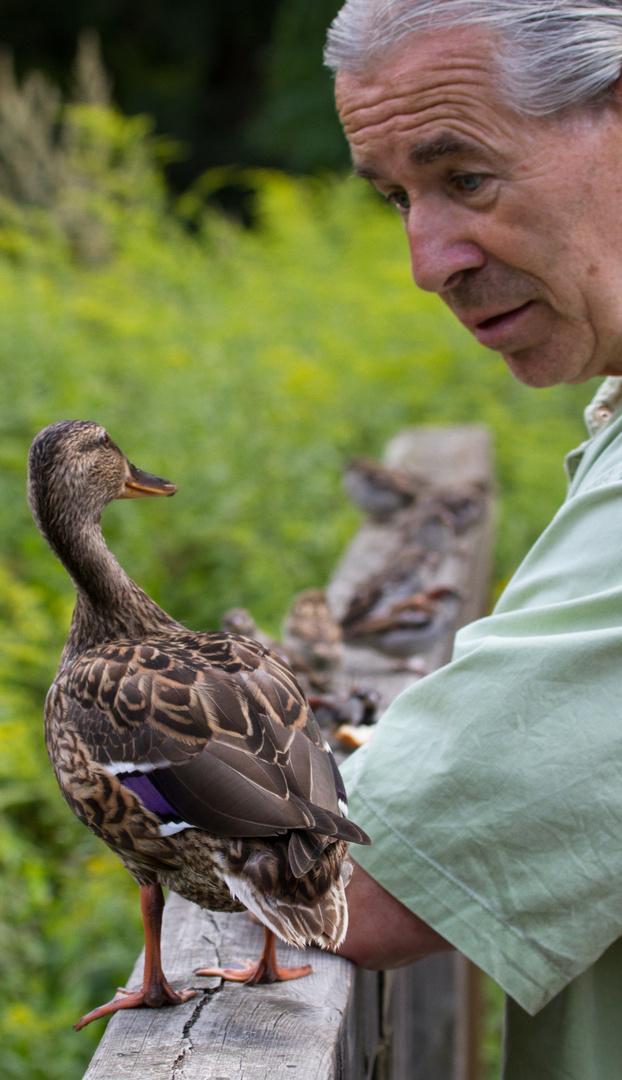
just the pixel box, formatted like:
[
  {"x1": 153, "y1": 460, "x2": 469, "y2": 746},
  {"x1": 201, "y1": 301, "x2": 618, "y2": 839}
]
[{"x1": 341, "y1": 380, "x2": 622, "y2": 1080}]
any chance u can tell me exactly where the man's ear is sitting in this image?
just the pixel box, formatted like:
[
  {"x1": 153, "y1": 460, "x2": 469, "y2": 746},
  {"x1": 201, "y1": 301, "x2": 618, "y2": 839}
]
[{"x1": 611, "y1": 72, "x2": 622, "y2": 106}]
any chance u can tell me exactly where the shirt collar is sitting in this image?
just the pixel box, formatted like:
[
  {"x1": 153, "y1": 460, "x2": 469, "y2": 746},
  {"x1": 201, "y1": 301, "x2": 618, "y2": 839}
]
[
  {"x1": 583, "y1": 376, "x2": 622, "y2": 437},
  {"x1": 565, "y1": 376, "x2": 622, "y2": 482}
]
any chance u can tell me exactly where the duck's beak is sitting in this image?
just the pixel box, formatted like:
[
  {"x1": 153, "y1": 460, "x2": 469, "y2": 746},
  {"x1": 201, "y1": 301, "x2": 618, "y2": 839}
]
[{"x1": 120, "y1": 461, "x2": 178, "y2": 499}]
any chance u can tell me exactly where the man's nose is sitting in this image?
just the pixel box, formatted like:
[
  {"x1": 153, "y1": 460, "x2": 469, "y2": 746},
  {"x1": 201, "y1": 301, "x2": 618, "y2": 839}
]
[{"x1": 405, "y1": 204, "x2": 486, "y2": 294}]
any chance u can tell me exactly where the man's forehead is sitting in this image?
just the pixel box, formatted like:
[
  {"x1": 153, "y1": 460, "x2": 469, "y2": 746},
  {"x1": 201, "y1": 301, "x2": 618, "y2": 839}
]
[
  {"x1": 335, "y1": 27, "x2": 530, "y2": 169},
  {"x1": 337, "y1": 28, "x2": 509, "y2": 121}
]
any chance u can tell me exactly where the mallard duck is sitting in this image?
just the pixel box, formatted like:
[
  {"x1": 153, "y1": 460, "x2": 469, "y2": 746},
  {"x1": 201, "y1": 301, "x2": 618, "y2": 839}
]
[
  {"x1": 28, "y1": 420, "x2": 370, "y2": 1031},
  {"x1": 282, "y1": 588, "x2": 343, "y2": 675},
  {"x1": 343, "y1": 570, "x2": 462, "y2": 658},
  {"x1": 343, "y1": 456, "x2": 427, "y2": 519}
]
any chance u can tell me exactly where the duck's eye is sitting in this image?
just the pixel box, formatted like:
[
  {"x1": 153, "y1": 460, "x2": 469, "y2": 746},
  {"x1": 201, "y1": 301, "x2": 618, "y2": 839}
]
[{"x1": 100, "y1": 432, "x2": 111, "y2": 447}]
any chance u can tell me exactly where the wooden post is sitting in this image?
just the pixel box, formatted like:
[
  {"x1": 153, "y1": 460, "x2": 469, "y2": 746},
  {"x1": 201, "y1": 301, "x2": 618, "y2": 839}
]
[
  {"x1": 82, "y1": 425, "x2": 494, "y2": 1080},
  {"x1": 326, "y1": 425, "x2": 494, "y2": 1080}
]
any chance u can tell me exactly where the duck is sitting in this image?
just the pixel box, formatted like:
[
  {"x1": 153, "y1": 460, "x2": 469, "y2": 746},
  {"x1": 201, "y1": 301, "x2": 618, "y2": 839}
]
[
  {"x1": 282, "y1": 588, "x2": 343, "y2": 675},
  {"x1": 28, "y1": 420, "x2": 370, "y2": 1031},
  {"x1": 342, "y1": 586, "x2": 462, "y2": 658},
  {"x1": 341, "y1": 539, "x2": 463, "y2": 660},
  {"x1": 342, "y1": 456, "x2": 428, "y2": 519}
]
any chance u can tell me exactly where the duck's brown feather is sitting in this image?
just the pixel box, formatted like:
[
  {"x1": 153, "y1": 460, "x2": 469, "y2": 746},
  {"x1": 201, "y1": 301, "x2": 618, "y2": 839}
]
[{"x1": 47, "y1": 629, "x2": 366, "y2": 892}]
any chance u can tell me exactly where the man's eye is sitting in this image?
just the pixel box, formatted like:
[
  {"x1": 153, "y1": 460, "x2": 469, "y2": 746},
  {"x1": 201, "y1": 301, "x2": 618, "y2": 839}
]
[
  {"x1": 385, "y1": 190, "x2": 410, "y2": 212},
  {"x1": 453, "y1": 173, "x2": 486, "y2": 193}
]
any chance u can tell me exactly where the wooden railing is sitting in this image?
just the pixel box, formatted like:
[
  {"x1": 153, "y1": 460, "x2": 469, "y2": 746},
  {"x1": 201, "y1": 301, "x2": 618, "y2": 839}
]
[{"x1": 83, "y1": 425, "x2": 494, "y2": 1080}]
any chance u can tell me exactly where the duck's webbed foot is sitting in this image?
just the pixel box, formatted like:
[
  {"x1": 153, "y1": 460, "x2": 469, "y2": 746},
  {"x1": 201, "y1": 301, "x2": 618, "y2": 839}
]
[
  {"x1": 74, "y1": 979, "x2": 196, "y2": 1030},
  {"x1": 74, "y1": 882, "x2": 196, "y2": 1030},
  {"x1": 195, "y1": 926, "x2": 312, "y2": 985}
]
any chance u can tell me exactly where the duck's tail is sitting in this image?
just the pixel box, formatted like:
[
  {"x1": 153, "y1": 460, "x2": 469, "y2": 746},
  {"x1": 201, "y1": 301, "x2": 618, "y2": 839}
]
[
  {"x1": 216, "y1": 837, "x2": 353, "y2": 949},
  {"x1": 222, "y1": 866, "x2": 350, "y2": 949}
]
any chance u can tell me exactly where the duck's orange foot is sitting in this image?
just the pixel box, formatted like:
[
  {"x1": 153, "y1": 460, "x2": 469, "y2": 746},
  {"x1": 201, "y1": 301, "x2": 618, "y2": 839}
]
[
  {"x1": 195, "y1": 957, "x2": 312, "y2": 985},
  {"x1": 196, "y1": 925, "x2": 311, "y2": 985},
  {"x1": 74, "y1": 980, "x2": 196, "y2": 1030}
]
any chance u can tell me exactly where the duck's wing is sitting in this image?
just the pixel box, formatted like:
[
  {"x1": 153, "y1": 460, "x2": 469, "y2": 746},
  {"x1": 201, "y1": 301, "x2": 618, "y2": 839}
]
[{"x1": 57, "y1": 631, "x2": 369, "y2": 853}]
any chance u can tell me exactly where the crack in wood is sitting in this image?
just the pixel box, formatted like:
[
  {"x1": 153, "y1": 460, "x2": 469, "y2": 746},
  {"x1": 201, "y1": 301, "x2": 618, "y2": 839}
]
[{"x1": 171, "y1": 988, "x2": 223, "y2": 1080}]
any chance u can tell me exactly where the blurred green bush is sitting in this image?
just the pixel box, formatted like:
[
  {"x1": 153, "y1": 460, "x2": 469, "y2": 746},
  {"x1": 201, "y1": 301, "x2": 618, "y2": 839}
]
[{"x1": 0, "y1": 97, "x2": 591, "y2": 1078}]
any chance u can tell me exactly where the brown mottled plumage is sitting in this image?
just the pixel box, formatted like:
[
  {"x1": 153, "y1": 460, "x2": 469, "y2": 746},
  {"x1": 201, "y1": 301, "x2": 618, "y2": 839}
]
[
  {"x1": 28, "y1": 421, "x2": 369, "y2": 1030},
  {"x1": 282, "y1": 588, "x2": 343, "y2": 674},
  {"x1": 221, "y1": 601, "x2": 340, "y2": 696}
]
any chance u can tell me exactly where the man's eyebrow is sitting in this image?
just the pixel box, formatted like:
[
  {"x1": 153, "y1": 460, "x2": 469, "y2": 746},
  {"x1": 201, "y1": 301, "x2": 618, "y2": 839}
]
[
  {"x1": 352, "y1": 163, "x2": 380, "y2": 180},
  {"x1": 409, "y1": 134, "x2": 483, "y2": 166},
  {"x1": 352, "y1": 133, "x2": 492, "y2": 180}
]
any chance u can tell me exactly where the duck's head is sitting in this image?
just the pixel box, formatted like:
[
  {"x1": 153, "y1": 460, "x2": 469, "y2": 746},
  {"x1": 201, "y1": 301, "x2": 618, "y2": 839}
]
[
  {"x1": 220, "y1": 607, "x2": 258, "y2": 637},
  {"x1": 28, "y1": 420, "x2": 177, "y2": 535}
]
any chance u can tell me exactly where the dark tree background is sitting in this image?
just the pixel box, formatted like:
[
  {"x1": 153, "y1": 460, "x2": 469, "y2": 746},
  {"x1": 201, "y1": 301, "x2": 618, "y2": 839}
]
[{"x1": 0, "y1": 0, "x2": 349, "y2": 188}]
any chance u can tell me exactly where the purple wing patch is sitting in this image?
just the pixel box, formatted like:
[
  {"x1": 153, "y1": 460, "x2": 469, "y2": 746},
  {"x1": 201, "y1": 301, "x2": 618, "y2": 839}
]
[{"x1": 121, "y1": 774, "x2": 181, "y2": 821}]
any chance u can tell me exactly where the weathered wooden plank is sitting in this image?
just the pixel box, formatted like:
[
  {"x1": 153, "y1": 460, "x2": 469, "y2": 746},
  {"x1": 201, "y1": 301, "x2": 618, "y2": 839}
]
[
  {"x1": 382, "y1": 427, "x2": 492, "y2": 1080},
  {"x1": 83, "y1": 894, "x2": 378, "y2": 1080},
  {"x1": 454, "y1": 952, "x2": 484, "y2": 1080}
]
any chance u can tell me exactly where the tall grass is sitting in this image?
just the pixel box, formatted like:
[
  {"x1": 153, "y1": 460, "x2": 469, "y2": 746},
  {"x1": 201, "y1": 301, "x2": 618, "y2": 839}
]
[{"x1": 0, "y1": 103, "x2": 591, "y2": 1078}]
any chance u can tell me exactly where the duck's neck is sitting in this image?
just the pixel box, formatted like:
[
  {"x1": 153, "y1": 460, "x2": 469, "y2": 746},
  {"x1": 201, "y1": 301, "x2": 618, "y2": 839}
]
[{"x1": 49, "y1": 517, "x2": 179, "y2": 657}]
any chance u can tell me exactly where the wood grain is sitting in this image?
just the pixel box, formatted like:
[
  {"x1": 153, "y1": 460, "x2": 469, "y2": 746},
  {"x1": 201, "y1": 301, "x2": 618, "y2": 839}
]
[{"x1": 83, "y1": 893, "x2": 378, "y2": 1080}]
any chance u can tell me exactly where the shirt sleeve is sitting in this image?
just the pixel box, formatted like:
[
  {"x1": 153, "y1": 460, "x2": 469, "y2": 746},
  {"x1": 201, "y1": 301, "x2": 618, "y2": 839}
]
[{"x1": 340, "y1": 417, "x2": 622, "y2": 1015}]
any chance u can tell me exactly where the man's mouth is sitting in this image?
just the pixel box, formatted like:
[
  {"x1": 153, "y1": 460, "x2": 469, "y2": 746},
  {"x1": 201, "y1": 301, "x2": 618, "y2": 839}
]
[{"x1": 472, "y1": 301, "x2": 537, "y2": 347}]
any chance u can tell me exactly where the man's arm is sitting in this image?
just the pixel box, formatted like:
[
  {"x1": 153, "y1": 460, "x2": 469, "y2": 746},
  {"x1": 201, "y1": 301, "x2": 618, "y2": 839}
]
[{"x1": 336, "y1": 861, "x2": 453, "y2": 968}]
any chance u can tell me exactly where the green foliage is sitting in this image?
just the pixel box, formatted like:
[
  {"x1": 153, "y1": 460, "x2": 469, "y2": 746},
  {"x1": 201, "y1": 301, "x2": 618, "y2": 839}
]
[
  {"x1": 0, "y1": 36, "x2": 173, "y2": 265},
  {"x1": 0, "y1": 564, "x2": 140, "y2": 1078},
  {"x1": 483, "y1": 975, "x2": 506, "y2": 1080},
  {"x1": 0, "y1": 100, "x2": 592, "y2": 1077},
  {"x1": 0, "y1": 2, "x2": 349, "y2": 186},
  {"x1": 244, "y1": 0, "x2": 347, "y2": 171}
]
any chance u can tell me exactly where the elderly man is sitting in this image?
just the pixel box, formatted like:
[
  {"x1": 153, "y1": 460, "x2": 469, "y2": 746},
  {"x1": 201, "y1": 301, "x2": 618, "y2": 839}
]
[{"x1": 324, "y1": 2, "x2": 622, "y2": 1077}]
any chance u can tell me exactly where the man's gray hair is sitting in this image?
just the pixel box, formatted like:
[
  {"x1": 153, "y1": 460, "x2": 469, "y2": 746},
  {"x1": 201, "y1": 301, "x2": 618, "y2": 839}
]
[{"x1": 324, "y1": 0, "x2": 622, "y2": 116}]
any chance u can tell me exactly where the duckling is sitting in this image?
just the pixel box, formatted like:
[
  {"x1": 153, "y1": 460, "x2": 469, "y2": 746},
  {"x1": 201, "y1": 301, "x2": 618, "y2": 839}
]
[
  {"x1": 343, "y1": 457, "x2": 428, "y2": 519},
  {"x1": 220, "y1": 606, "x2": 375, "y2": 734},
  {"x1": 343, "y1": 575, "x2": 462, "y2": 659},
  {"x1": 282, "y1": 588, "x2": 343, "y2": 675},
  {"x1": 219, "y1": 607, "x2": 267, "y2": 642},
  {"x1": 28, "y1": 421, "x2": 370, "y2": 1031}
]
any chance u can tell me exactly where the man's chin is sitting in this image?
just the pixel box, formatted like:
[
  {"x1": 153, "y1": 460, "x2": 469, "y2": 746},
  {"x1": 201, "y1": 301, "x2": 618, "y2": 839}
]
[
  {"x1": 499, "y1": 342, "x2": 595, "y2": 388},
  {"x1": 502, "y1": 354, "x2": 565, "y2": 388}
]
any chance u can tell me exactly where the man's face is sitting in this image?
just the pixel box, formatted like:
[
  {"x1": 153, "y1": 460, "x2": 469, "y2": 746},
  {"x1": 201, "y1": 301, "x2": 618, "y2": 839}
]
[{"x1": 336, "y1": 27, "x2": 622, "y2": 387}]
